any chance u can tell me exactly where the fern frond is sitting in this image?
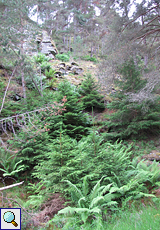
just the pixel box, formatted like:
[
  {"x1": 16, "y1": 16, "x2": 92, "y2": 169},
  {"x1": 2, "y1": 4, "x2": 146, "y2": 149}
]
[
  {"x1": 64, "y1": 180, "x2": 83, "y2": 198},
  {"x1": 90, "y1": 176, "x2": 106, "y2": 200},
  {"x1": 99, "y1": 183, "x2": 113, "y2": 196},
  {"x1": 58, "y1": 206, "x2": 78, "y2": 215},
  {"x1": 78, "y1": 197, "x2": 86, "y2": 208},
  {"x1": 82, "y1": 175, "x2": 89, "y2": 196},
  {"x1": 13, "y1": 160, "x2": 23, "y2": 170},
  {"x1": 89, "y1": 196, "x2": 104, "y2": 209},
  {"x1": 104, "y1": 192, "x2": 121, "y2": 201},
  {"x1": 101, "y1": 201, "x2": 118, "y2": 207},
  {"x1": 88, "y1": 207, "x2": 101, "y2": 214}
]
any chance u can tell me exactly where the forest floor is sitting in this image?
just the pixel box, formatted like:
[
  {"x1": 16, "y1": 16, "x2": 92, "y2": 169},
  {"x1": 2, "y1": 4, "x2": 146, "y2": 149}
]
[{"x1": 0, "y1": 59, "x2": 160, "y2": 229}]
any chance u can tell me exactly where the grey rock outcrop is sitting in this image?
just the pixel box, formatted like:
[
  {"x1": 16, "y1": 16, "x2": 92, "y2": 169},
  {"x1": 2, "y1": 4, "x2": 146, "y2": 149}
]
[
  {"x1": 70, "y1": 66, "x2": 83, "y2": 75},
  {"x1": 37, "y1": 31, "x2": 58, "y2": 58},
  {"x1": 55, "y1": 62, "x2": 84, "y2": 77}
]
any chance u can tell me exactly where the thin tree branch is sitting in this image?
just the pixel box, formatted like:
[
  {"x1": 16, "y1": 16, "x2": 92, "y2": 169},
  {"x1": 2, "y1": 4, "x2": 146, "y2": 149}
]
[
  {"x1": 0, "y1": 195, "x2": 44, "y2": 226},
  {"x1": 0, "y1": 66, "x2": 17, "y2": 114},
  {"x1": 28, "y1": 73, "x2": 43, "y2": 97},
  {"x1": 0, "y1": 137, "x2": 18, "y2": 153},
  {"x1": 122, "y1": 6, "x2": 160, "y2": 32},
  {"x1": 150, "y1": 31, "x2": 159, "y2": 47},
  {"x1": 133, "y1": 29, "x2": 160, "y2": 41}
]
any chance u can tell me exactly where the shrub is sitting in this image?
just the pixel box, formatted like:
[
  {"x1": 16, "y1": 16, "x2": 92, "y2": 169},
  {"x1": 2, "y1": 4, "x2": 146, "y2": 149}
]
[
  {"x1": 33, "y1": 53, "x2": 51, "y2": 64},
  {"x1": 56, "y1": 53, "x2": 70, "y2": 62},
  {"x1": 15, "y1": 132, "x2": 50, "y2": 180},
  {"x1": 31, "y1": 133, "x2": 133, "y2": 195},
  {"x1": 40, "y1": 61, "x2": 51, "y2": 73},
  {"x1": 44, "y1": 68, "x2": 56, "y2": 79},
  {"x1": 81, "y1": 55, "x2": 97, "y2": 63}
]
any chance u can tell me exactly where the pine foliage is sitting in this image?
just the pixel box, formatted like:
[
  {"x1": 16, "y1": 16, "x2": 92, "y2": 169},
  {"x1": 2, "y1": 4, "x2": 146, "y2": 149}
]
[
  {"x1": 32, "y1": 133, "x2": 78, "y2": 193},
  {"x1": 79, "y1": 73, "x2": 105, "y2": 111},
  {"x1": 32, "y1": 131, "x2": 133, "y2": 195},
  {"x1": 104, "y1": 59, "x2": 160, "y2": 140},
  {"x1": 46, "y1": 81, "x2": 90, "y2": 139}
]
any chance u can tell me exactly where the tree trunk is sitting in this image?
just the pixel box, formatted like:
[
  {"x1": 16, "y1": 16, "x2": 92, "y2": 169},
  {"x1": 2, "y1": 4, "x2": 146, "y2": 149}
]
[
  {"x1": 21, "y1": 63, "x2": 26, "y2": 101},
  {"x1": 141, "y1": 15, "x2": 148, "y2": 68},
  {"x1": 20, "y1": 15, "x2": 26, "y2": 102}
]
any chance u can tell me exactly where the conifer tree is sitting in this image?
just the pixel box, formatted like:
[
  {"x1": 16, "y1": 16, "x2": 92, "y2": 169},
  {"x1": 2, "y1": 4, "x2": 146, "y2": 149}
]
[
  {"x1": 0, "y1": 0, "x2": 39, "y2": 103},
  {"x1": 79, "y1": 73, "x2": 105, "y2": 111},
  {"x1": 104, "y1": 59, "x2": 160, "y2": 140},
  {"x1": 47, "y1": 81, "x2": 90, "y2": 139}
]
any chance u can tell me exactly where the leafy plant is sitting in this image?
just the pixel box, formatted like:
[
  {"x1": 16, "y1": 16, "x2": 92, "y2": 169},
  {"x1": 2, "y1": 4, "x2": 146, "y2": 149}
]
[
  {"x1": 56, "y1": 53, "x2": 70, "y2": 62},
  {"x1": 49, "y1": 172, "x2": 155, "y2": 229},
  {"x1": 49, "y1": 176, "x2": 117, "y2": 229},
  {"x1": 128, "y1": 157, "x2": 160, "y2": 187},
  {"x1": 40, "y1": 61, "x2": 51, "y2": 73},
  {"x1": 33, "y1": 53, "x2": 51, "y2": 64},
  {"x1": 46, "y1": 79, "x2": 57, "y2": 89},
  {"x1": 0, "y1": 151, "x2": 25, "y2": 177},
  {"x1": 81, "y1": 55, "x2": 97, "y2": 63},
  {"x1": 44, "y1": 68, "x2": 56, "y2": 79}
]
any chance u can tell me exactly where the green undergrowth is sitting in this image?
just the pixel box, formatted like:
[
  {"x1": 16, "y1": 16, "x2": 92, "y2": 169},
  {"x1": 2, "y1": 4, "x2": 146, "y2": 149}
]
[
  {"x1": 124, "y1": 139, "x2": 157, "y2": 157},
  {"x1": 106, "y1": 199, "x2": 160, "y2": 230},
  {"x1": 1, "y1": 181, "x2": 160, "y2": 230},
  {"x1": 45, "y1": 198, "x2": 160, "y2": 230},
  {"x1": 1, "y1": 57, "x2": 160, "y2": 230}
]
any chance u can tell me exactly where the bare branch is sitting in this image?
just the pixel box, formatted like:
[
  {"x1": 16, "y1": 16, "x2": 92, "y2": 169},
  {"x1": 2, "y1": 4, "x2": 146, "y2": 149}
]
[
  {"x1": 0, "y1": 181, "x2": 24, "y2": 191},
  {"x1": 126, "y1": 71, "x2": 160, "y2": 107}
]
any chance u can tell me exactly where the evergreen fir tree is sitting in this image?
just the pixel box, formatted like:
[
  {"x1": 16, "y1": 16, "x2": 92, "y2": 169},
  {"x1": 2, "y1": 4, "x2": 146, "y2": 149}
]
[
  {"x1": 79, "y1": 73, "x2": 105, "y2": 111},
  {"x1": 47, "y1": 81, "x2": 91, "y2": 139},
  {"x1": 32, "y1": 132, "x2": 78, "y2": 193},
  {"x1": 104, "y1": 59, "x2": 160, "y2": 140}
]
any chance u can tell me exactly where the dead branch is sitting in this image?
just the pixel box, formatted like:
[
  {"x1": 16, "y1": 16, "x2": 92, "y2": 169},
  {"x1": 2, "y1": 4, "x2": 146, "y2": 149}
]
[
  {"x1": 0, "y1": 137, "x2": 19, "y2": 153},
  {"x1": 0, "y1": 103, "x2": 58, "y2": 123},
  {"x1": 125, "y1": 71, "x2": 160, "y2": 105},
  {"x1": 0, "y1": 181, "x2": 24, "y2": 191}
]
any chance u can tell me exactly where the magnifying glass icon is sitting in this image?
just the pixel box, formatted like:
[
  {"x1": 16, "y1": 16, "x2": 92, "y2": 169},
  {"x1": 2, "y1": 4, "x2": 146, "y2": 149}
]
[{"x1": 3, "y1": 211, "x2": 18, "y2": 227}]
